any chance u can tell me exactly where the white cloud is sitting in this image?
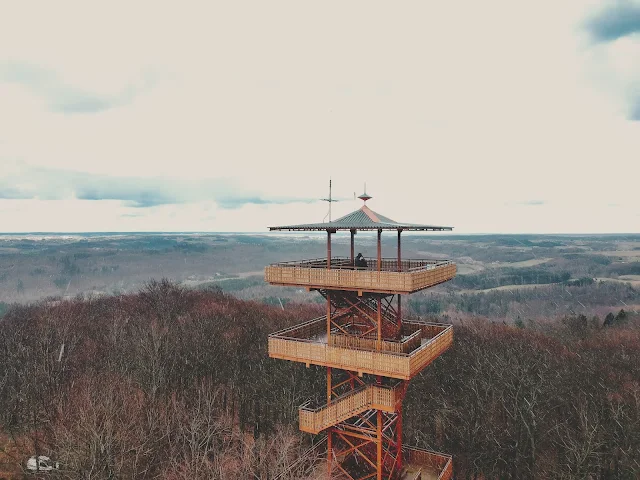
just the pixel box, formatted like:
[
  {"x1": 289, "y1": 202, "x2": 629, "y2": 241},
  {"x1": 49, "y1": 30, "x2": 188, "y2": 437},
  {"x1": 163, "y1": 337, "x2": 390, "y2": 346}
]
[{"x1": 0, "y1": 1, "x2": 638, "y2": 233}]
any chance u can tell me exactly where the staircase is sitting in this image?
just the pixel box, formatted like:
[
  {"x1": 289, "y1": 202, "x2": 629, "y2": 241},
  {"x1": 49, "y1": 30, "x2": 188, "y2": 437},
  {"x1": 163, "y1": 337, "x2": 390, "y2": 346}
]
[{"x1": 299, "y1": 384, "x2": 396, "y2": 434}]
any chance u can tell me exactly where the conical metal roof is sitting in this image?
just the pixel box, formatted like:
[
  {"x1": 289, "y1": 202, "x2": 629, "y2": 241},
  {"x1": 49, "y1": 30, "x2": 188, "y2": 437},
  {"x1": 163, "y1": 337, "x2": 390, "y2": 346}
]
[{"x1": 269, "y1": 205, "x2": 452, "y2": 231}]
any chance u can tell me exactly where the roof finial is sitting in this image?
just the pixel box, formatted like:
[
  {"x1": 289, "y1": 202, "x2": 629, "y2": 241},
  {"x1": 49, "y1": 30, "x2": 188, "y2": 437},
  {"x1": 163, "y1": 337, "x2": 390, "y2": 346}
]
[{"x1": 357, "y1": 183, "x2": 372, "y2": 204}]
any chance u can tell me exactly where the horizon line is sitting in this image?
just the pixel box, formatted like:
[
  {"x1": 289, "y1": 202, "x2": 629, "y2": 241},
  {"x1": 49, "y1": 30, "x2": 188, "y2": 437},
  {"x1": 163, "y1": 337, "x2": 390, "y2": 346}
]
[{"x1": 0, "y1": 231, "x2": 639, "y2": 237}]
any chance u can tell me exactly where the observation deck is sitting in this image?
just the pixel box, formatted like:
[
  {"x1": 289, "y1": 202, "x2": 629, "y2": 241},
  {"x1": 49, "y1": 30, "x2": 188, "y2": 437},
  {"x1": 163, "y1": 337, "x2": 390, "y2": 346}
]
[
  {"x1": 268, "y1": 319, "x2": 453, "y2": 380},
  {"x1": 265, "y1": 257, "x2": 456, "y2": 294},
  {"x1": 401, "y1": 447, "x2": 453, "y2": 480}
]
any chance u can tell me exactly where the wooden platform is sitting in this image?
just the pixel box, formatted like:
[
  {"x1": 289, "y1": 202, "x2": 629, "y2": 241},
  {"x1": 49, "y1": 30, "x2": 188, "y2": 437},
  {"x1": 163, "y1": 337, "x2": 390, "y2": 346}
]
[
  {"x1": 265, "y1": 257, "x2": 456, "y2": 294},
  {"x1": 401, "y1": 447, "x2": 453, "y2": 480},
  {"x1": 268, "y1": 319, "x2": 453, "y2": 380}
]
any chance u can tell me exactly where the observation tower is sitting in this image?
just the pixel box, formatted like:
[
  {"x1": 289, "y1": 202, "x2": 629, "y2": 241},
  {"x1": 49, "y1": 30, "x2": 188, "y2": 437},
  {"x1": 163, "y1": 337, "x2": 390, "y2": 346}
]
[{"x1": 265, "y1": 191, "x2": 456, "y2": 480}]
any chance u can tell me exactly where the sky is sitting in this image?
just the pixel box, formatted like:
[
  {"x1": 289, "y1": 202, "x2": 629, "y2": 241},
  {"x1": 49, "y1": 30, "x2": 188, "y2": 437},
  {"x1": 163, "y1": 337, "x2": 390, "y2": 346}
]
[{"x1": 0, "y1": 1, "x2": 639, "y2": 234}]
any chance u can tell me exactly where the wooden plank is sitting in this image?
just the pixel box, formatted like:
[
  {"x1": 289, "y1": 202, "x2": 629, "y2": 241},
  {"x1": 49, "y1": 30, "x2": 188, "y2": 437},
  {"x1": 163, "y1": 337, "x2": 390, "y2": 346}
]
[
  {"x1": 265, "y1": 259, "x2": 456, "y2": 294},
  {"x1": 403, "y1": 446, "x2": 453, "y2": 480}
]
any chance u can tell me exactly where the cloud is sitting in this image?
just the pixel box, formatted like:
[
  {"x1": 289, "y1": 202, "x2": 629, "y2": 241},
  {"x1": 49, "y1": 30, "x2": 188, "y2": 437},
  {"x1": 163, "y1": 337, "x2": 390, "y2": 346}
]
[
  {"x1": 0, "y1": 62, "x2": 155, "y2": 114},
  {"x1": 583, "y1": 3, "x2": 640, "y2": 121},
  {"x1": 632, "y1": 98, "x2": 640, "y2": 120},
  {"x1": 215, "y1": 196, "x2": 317, "y2": 209},
  {"x1": 77, "y1": 187, "x2": 177, "y2": 208},
  {"x1": 0, "y1": 186, "x2": 34, "y2": 199},
  {"x1": 0, "y1": 163, "x2": 315, "y2": 209},
  {"x1": 505, "y1": 200, "x2": 546, "y2": 206},
  {"x1": 73, "y1": 176, "x2": 179, "y2": 207},
  {"x1": 586, "y1": 2, "x2": 640, "y2": 42}
]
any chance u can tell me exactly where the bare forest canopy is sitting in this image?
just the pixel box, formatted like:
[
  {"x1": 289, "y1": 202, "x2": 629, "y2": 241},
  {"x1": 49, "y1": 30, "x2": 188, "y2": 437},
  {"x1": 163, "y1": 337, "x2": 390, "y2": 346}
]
[{"x1": 0, "y1": 281, "x2": 639, "y2": 479}]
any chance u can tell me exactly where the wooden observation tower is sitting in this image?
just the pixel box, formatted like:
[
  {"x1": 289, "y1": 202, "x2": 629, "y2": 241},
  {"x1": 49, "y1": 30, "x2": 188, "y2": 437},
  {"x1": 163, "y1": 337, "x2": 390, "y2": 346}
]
[{"x1": 265, "y1": 190, "x2": 456, "y2": 480}]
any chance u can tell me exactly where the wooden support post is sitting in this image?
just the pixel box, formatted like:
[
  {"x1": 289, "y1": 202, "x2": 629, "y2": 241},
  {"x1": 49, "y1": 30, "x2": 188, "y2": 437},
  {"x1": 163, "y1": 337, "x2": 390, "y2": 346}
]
[
  {"x1": 377, "y1": 229, "x2": 382, "y2": 272},
  {"x1": 327, "y1": 291, "x2": 331, "y2": 340},
  {"x1": 377, "y1": 409, "x2": 383, "y2": 480},
  {"x1": 327, "y1": 367, "x2": 332, "y2": 404},
  {"x1": 396, "y1": 381, "x2": 406, "y2": 473},
  {"x1": 397, "y1": 230, "x2": 403, "y2": 336},
  {"x1": 377, "y1": 297, "x2": 382, "y2": 350},
  {"x1": 327, "y1": 229, "x2": 332, "y2": 269},
  {"x1": 398, "y1": 295, "x2": 402, "y2": 334},
  {"x1": 397, "y1": 229, "x2": 402, "y2": 272},
  {"x1": 327, "y1": 428, "x2": 333, "y2": 478},
  {"x1": 350, "y1": 229, "x2": 355, "y2": 265}
]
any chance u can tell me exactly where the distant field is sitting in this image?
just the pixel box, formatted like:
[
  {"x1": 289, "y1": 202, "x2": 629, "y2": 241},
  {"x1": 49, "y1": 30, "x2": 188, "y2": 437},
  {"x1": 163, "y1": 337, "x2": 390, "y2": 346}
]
[
  {"x1": 462, "y1": 283, "x2": 555, "y2": 293},
  {"x1": 494, "y1": 258, "x2": 552, "y2": 268},
  {"x1": 454, "y1": 263, "x2": 484, "y2": 275},
  {"x1": 596, "y1": 250, "x2": 640, "y2": 258},
  {"x1": 596, "y1": 277, "x2": 640, "y2": 287},
  {"x1": 1, "y1": 233, "x2": 640, "y2": 320},
  {"x1": 620, "y1": 275, "x2": 640, "y2": 281}
]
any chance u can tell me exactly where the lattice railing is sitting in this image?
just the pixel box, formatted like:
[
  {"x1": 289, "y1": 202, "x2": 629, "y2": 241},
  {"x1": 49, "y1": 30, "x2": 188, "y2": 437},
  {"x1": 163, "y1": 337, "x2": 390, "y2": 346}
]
[
  {"x1": 268, "y1": 257, "x2": 452, "y2": 272},
  {"x1": 268, "y1": 319, "x2": 453, "y2": 380},
  {"x1": 403, "y1": 446, "x2": 453, "y2": 480},
  {"x1": 264, "y1": 258, "x2": 456, "y2": 294}
]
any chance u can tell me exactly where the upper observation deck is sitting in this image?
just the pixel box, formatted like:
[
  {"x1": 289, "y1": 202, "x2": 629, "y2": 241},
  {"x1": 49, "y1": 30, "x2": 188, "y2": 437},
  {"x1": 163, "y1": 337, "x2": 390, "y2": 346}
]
[
  {"x1": 267, "y1": 193, "x2": 455, "y2": 294},
  {"x1": 265, "y1": 256, "x2": 456, "y2": 294}
]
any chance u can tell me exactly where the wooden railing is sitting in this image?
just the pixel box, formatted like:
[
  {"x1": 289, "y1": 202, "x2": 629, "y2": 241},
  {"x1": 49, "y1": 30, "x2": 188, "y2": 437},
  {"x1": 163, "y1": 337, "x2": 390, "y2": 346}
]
[
  {"x1": 329, "y1": 329, "x2": 421, "y2": 354},
  {"x1": 264, "y1": 257, "x2": 456, "y2": 294},
  {"x1": 268, "y1": 319, "x2": 453, "y2": 380},
  {"x1": 403, "y1": 446, "x2": 453, "y2": 480},
  {"x1": 269, "y1": 257, "x2": 452, "y2": 272},
  {"x1": 402, "y1": 321, "x2": 449, "y2": 338},
  {"x1": 299, "y1": 384, "x2": 398, "y2": 434}
]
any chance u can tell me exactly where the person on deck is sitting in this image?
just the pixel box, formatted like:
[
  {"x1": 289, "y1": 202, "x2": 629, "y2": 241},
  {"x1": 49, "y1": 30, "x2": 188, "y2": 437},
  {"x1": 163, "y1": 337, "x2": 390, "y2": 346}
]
[{"x1": 355, "y1": 253, "x2": 367, "y2": 268}]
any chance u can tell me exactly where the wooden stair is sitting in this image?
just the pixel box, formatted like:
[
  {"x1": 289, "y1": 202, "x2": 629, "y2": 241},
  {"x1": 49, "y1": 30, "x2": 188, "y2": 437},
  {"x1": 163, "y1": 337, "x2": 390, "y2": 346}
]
[{"x1": 299, "y1": 384, "x2": 396, "y2": 434}]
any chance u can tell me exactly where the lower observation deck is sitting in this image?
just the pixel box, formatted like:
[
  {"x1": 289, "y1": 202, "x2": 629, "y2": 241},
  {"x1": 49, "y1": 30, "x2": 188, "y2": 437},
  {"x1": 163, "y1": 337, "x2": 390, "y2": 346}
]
[
  {"x1": 268, "y1": 318, "x2": 453, "y2": 380},
  {"x1": 401, "y1": 447, "x2": 453, "y2": 480},
  {"x1": 289, "y1": 443, "x2": 452, "y2": 480},
  {"x1": 265, "y1": 257, "x2": 456, "y2": 294}
]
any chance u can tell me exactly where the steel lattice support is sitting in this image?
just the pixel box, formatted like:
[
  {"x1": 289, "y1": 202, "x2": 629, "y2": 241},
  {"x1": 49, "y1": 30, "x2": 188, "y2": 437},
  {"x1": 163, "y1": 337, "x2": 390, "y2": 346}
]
[
  {"x1": 328, "y1": 409, "x2": 405, "y2": 479},
  {"x1": 326, "y1": 370, "x2": 408, "y2": 479},
  {"x1": 320, "y1": 289, "x2": 407, "y2": 479},
  {"x1": 318, "y1": 290, "x2": 402, "y2": 341}
]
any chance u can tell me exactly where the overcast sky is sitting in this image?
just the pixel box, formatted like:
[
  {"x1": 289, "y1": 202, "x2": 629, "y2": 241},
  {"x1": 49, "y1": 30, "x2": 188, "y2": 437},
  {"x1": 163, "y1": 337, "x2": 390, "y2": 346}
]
[{"x1": 1, "y1": 1, "x2": 639, "y2": 233}]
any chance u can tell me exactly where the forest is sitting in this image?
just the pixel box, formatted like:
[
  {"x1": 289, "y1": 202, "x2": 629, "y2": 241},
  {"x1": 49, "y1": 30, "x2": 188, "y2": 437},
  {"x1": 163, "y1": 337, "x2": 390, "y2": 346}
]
[{"x1": 0, "y1": 281, "x2": 639, "y2": 479}]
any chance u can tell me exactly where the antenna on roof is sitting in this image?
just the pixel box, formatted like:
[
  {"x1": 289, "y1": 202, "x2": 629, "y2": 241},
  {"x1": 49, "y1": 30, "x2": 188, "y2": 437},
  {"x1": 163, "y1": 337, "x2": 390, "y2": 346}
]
[{"x1": 321, "y1": 178, "x2": 338, "y2": 222}]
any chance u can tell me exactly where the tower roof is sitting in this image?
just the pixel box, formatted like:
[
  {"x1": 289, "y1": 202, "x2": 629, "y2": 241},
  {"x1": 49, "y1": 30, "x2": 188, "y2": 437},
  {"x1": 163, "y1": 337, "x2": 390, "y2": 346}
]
[{"x1": 269, "y1": 204, "x2": 453, "y2": 231}]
